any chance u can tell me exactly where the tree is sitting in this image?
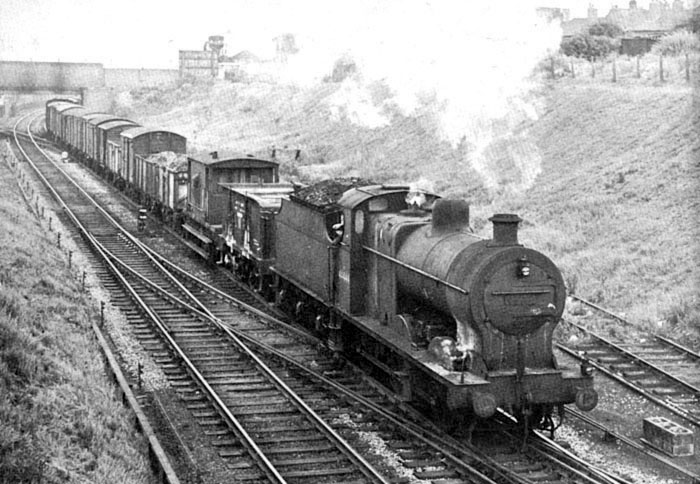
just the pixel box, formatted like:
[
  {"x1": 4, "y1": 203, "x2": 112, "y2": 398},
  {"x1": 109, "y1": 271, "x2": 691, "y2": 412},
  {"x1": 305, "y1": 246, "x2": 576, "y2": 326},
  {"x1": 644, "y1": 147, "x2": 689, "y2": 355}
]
[
  {"x1": 561, "y1": 33, "x2": 620, "y2": 60},
  {"x1": 685, "y1": 7, "x2": 700, "y2": 33},
  {"x1": 588, "y1": 22, "x2": 623, "y2": 38}
]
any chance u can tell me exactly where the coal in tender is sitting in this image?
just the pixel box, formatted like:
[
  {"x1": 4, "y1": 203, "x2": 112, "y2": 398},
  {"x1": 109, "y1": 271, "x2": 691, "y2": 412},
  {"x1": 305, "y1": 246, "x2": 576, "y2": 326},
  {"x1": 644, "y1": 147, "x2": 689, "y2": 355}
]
[{"x1": 293, "y1": 177, "x2": 375, "y2": 207}]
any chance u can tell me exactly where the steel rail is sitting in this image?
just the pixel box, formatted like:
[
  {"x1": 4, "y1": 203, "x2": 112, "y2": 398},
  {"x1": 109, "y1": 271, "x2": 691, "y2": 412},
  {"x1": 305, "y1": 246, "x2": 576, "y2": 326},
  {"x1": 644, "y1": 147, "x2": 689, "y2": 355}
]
[
  {"x1": 17, "y1": 113, "x2": 288, "y2": 484},
  {"x1": 568, "y1": 295, "x2": 632, "y2": 326},
  {"x1": 112, "y1": 261, "x2": 514, "y2": 484},
  {"x1": 26, "y1": 112, "x2": 628, "y2": 484},
  {"x1": 133, "y1": 244, "x2": 622, "y2": 484},
  {"x1": 496, "y1": 411, "x2": 624, "y2": 484},
  {"x1": 566, "y1": 407, "x2": 700, "y2": 483},
  {"x1": 11, "y1": 113, "x2": 187, "y2": 484},
  {"x1": 570, "y1": 295, "x2": 700, "y2": 361},
  {"x1": 124, "y1": 180, "x2": 621, "y2": 484},
  {"x1": 653, "y1": 334, "x2": 700, "y2": 361},
  {"x1": 97, "y1": 239, "x2": 390, "y2": 484},
  {"x1": 28, "y1": 114, "x2": 508, "y2": 484},
  {"x1": 564, "y1": 318, "x2": 700, "y2": 396},
  {"x1": 23, "y1": 113, "x2": 390, "y2": 484},
  {"x1": 557, "y1": 341, "x2": 700, "y2": 428}
]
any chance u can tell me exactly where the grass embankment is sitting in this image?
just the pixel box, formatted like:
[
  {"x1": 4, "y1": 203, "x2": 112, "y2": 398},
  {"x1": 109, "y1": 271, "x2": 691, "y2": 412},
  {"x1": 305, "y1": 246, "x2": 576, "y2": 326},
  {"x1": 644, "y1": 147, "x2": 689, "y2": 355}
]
[
  {"x1": 496, "y1": 81, "x2": 699, "y2": 340},
  {"x1": 107, "y1": 70, "x2": 699, "y2": 344},
  {"x1": 0, "y1": 145, "x2": 153, "y2": 482}
]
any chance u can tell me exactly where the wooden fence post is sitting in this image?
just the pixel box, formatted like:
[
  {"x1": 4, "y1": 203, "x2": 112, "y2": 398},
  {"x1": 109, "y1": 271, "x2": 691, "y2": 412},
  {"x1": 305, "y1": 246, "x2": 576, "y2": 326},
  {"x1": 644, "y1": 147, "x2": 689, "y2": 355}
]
[
  {"x1": 636, "y1": 56, "x2": 641, "y2": 78},
  {"x1": 612, "y1": 58, "x2": 617, "y2": 83},
  {"x1": 571, "y1": 59, "x2": 576, "y2": 78},
  {"x1": 686, "y1": 53, "x2": 690, "y2": 82},
  {"x1": 659, "y1": 55, "x2": 664, "y2": 82},
  {"x1": 591, "y1": 60, "x2": 596, "y2": 78},
  {"x1": 550, "y1": 56, "x2": 556, "y2": 79}
]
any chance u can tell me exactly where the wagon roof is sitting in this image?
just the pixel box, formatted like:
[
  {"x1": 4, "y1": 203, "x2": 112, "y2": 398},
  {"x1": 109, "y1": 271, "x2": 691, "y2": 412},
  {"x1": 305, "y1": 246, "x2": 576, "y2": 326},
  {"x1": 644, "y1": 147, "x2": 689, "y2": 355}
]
[
  {"x1": 46, "y1": 98, "x2": 79, "y2": 108},
  {"x1": 63, "y1": 107, "x2": 95, "y2": 117},
  {"x1": 121, "y1": 126, "x2": 184, "y2": 140},
  {"x1": 87, "y1": 114, "x2": 132, "y2": 126},
  {"x1": 98, "y1": 120, "x2": 140, "y2": 131},
  {"x1": 222, "y1": 183, "x2": 296, "y2": 209},
  {"x1": 55, "y1": 104, "x2": 85, "y2": 113},
  {"x1": 188, "y1": 149, "x2": 278, "y2": 167},
  {"x1": 80, "y1": 112, "x2": 111, "y2": 122}
]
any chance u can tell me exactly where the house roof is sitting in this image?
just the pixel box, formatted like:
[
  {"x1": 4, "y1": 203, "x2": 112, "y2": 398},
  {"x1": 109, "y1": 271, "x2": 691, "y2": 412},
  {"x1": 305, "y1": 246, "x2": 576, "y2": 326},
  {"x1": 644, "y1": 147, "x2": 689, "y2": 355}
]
[
  {"x1": 232, "y1": 50, "x2": 259, "y2": 62},
  {"x1": 561, "y1": 17, "x2": 595, "y2": 37},
  {"x1": 562, "y1": 5, "x2": 692, "y2": 38}
]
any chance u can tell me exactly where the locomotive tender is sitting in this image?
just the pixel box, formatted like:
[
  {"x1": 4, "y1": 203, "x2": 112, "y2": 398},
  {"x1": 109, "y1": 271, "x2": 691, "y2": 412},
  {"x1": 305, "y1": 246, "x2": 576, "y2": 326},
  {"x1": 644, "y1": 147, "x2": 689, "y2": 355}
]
[{"x1": 44, "y1": 98, "x2": 598, "y2": 429}]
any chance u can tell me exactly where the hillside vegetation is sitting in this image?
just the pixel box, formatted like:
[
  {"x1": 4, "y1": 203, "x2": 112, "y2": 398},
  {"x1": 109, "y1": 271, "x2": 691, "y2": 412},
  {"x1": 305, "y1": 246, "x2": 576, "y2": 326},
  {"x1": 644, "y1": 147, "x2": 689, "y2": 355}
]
[
  {"x1": 107, "y1": 73, "x2": 699, "y2": 344},
  {"x1": 0, "y1": 146, "x2": 153, "y2": 482}
]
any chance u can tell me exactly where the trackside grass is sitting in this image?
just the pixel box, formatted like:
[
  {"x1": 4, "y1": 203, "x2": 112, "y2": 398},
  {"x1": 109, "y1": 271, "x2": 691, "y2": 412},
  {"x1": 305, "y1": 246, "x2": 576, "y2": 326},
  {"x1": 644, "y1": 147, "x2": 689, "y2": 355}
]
[{"x1": 0, "y1": 153, "x2": 153, "y2": 482}]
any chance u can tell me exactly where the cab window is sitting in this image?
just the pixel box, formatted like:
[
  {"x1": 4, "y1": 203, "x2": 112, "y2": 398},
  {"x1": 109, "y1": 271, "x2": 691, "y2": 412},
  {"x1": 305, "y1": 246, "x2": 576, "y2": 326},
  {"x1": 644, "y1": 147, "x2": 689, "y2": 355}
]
[{"x1": 368, "y1": 198, "x2": 388, "y2": 212}]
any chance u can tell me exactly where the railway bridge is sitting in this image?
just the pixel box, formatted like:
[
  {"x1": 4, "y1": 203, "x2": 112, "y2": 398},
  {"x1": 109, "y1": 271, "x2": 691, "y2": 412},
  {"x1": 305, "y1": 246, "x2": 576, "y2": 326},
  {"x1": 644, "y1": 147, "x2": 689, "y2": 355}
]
[{"x1": 0, "y1": 60, "x2": 104, "y2": 92}]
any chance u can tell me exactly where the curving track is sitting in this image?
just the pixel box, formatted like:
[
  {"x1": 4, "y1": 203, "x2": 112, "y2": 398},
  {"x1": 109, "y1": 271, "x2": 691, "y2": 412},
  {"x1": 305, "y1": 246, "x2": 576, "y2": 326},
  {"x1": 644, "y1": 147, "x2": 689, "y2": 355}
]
[
  {"x1": 559, "y1": 296, "x2": 700, "y2": 429},
  {"x1": 10, "y1": 110, "x2": 634, "y2": 484}
]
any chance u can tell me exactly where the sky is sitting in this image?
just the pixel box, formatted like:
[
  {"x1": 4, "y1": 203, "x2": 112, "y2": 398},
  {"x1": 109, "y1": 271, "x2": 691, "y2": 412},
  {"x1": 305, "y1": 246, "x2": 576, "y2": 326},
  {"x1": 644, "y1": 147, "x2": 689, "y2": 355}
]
[
  {"x1": 0, "y1": 0, "x2": 670, "y2": 69},
  {"x1": 0, "y1": 0, "x2": 681, "y2": 193}
]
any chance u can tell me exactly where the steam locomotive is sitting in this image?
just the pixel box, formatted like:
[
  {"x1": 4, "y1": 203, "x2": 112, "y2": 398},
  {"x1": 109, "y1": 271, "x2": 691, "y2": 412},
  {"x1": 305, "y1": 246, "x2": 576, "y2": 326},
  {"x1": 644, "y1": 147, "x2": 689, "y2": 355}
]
[{"x1": 44, "y1": 98, "x2": 598, "y2": 430}]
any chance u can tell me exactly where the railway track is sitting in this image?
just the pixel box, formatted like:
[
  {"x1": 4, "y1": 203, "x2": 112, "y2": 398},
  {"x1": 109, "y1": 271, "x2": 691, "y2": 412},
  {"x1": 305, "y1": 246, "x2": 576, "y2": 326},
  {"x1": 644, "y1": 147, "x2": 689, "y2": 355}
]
[
  {"x1": 565, "y1": 408, "x2": 700, "y2": 483},
  {"x1": 559, "y1": 296, "x2": 700, "y2": 428},
  {"x1": 13, "y1": 113, "x2": 391, "y2": 483},
  {"x1": 11, "y1": 110, "x2": 629, "y2": 484}
]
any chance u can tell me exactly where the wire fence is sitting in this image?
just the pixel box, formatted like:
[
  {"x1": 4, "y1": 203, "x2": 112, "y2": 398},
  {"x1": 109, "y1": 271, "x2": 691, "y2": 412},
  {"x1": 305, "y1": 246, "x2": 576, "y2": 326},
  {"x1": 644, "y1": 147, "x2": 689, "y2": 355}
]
[{"x1": 545, "y1": 53, "x2": 700, "y2": 85}]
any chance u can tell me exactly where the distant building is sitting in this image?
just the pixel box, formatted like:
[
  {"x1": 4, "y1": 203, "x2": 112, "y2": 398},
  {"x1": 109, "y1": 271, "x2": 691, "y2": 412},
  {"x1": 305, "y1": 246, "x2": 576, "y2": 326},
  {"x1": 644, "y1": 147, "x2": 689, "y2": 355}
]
[
  {"x1": 179, "y1": 50, "x2": 217, "y2": 79},
  {"x1": 274, "y1": 34, "x2": 298, "y2": 61},
  {"x1": 536, "y1": 7, "x2": 571, "y2": 22},
  {"x1": 179, "y1": 35, "x2": 225, "y2": 79},
  {"x1": 218, "y1": 50, "x2": 261, "y2": 81},
  {"x1": 560, "y1": 0, "x2": 693, "y2": 55}
]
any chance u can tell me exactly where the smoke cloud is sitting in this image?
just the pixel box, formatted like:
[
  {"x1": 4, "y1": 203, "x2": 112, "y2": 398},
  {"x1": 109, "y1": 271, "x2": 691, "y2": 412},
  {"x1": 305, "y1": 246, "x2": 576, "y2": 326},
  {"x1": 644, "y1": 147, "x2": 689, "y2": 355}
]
[{"x1": 235, "y1": 0, "x2": 562, "y2": 193}]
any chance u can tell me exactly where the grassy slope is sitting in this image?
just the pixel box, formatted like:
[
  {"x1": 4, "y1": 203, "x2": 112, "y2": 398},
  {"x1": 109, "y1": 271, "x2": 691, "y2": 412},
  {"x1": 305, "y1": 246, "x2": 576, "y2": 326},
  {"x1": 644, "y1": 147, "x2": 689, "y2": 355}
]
[
  {"x1": 492, "y1": 81, "x2": 700, "y2": 334},
  {"x1": 0, "y1": 148, "x2": 152, "y2": 482},
  {"x1": 111, "y1": 74, "x2": 699, "y2": 342},
  {"x1": 113, "y1": 80, "x2": 486, "y2": 197}
]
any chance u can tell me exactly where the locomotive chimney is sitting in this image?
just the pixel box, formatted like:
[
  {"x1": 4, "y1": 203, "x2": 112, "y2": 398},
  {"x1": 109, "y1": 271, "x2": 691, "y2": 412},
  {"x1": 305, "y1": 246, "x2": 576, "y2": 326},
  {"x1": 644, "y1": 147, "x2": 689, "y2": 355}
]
[{"x1": 489, "y1": 213, "x2": 522, "y2": 246}]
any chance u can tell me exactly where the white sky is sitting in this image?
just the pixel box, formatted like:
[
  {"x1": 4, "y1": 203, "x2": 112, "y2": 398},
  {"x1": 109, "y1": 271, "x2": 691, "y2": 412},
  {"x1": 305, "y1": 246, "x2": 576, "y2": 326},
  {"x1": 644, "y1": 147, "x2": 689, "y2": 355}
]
[{"x1": 0, "y1": 0, "x2": 664, "y2": 69}]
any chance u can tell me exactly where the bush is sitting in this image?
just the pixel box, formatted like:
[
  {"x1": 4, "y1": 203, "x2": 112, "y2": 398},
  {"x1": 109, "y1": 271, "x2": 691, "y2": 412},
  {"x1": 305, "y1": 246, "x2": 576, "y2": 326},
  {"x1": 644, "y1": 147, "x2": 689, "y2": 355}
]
[
  {"x1": 538, "y1": 55, "x2": 572, "y2": 77},
  {"x1": 561, "y1": 34, "x2": 620, "y2": 60},
  {"x1": 588, "y1": 22, "x2": 623, "y2": 38},
  {"x1": 675, "y1": 7, "x2": 700, "y2": 33},
  {"x1": 651, "y1": 29, "x2": 700, "y2": 55}
]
